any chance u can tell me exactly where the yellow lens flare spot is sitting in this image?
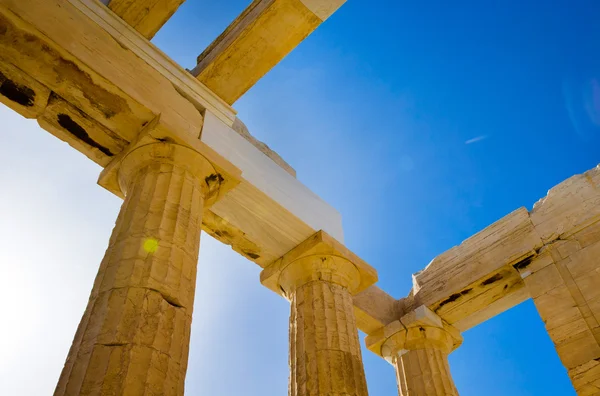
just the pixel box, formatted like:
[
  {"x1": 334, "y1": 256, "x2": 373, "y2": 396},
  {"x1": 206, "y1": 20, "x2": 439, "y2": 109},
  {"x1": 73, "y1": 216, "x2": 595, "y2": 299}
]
[{"x1": 143, "y1": 238, "x2": 159, "y2": 253}]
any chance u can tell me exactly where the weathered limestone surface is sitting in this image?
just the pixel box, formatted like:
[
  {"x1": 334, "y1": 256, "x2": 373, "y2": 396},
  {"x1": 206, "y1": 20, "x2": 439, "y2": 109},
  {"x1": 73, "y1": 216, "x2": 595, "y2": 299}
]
[
  {"x1": 518, "y1": 165, "x2": 600, "y2": 396},
  {"x1": 55, "y1": 143, "x2": 221, "y2": 396},
  {"x1": 3, "y1": 0, "x2": 600, "y2": 393},
  {"x1": 290, "y1": 280, "x2": 367, "y2": 396},
  {"x1": 201, "y1": 112, "x2": 344, "y2": 266},
  {"x1": 394, "y1": 347, "x2": 458, "y2": 396},
  {"x1": 408, "y1": 207, "x2": 542, "y2": 331},
  {"x1": 261, "y1": 231, "x2": 377, "y2": 396},
  {"x1": 353, "y1": 285, "x2": 401, "y2": 335},
  {"x1": 0, "y1": 59, "x2": 51, "y2": 119},
  {"x1": 367, "y1": 306, "x2": 462, "y2": 396},
  {"x1": 531, "y1": 165, "x2": 600, "y2": 244}
]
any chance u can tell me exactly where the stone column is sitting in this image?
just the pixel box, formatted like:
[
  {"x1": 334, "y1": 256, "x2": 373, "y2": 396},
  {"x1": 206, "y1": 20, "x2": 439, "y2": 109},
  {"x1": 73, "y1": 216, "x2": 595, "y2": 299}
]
[
  {"x1": 286, "y1": 261, "x2": 367, "y2": 396},
  {"x1": 525, "y1": 163, "x2": 600, "y2": 395},
  {"x1": 377, "y1": 306, "x2": 462, "y2": 396},
  {"x1": 516, "y1": 239, "x2": 600, "y2": 395},
  {"x1": 261, "y1": 231, "x2": 378, "y2": 396},
  {"x1": 55, "y1": 143, "x2": 224, "y2": 396}
]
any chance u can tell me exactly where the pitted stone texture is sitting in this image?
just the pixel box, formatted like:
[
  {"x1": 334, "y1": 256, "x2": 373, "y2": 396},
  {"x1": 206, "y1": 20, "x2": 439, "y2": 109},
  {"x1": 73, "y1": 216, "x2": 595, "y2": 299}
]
[
  {"x1": 521, "y1": 166, "x2": 600, "y2": 395},
  {"x1": 289, "y1": 279, "x2": 368, "y2": 396},
  {"x1": 519, "y1": 221, "x2": 600, "y2": 395},
  {"x1": 55, "y1": 143, "x2": 218, "y2": 396}
]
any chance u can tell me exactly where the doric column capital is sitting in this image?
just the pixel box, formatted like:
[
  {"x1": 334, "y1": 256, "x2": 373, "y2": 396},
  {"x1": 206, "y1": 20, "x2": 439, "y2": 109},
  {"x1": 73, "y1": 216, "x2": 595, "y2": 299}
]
[
  {"x1": 118, "y1": 142, "x2": 233, "y2": 207},
  {"x1": 260, "y1": 230, "x2": 378, "y2": 298},
  {"x1": 279, "y1": 254, "x2": 360, "y2": 294},
  {"x1": 364, "y1": 306, "x2": 463, "y2": 396},
  {"x1": 98, "y1": 121, "x2": 241, "y2": 206},
  {"x1": 369, "y1": 305, "x2": 462, "y2": 363},
  {"x1": 118, "y1": 142, "x2": 222, "y2": 202}
]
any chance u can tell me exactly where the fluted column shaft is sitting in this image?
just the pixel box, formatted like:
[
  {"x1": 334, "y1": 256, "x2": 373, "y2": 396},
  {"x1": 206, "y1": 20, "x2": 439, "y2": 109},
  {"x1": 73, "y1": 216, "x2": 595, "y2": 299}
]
[
  {"x1": 290, "y1": 279, "x2": 368, "y2": 396},
  {"x1": 55, "y1": 143, "x2": 220, "y2": 396},
  {"x1": 378, "y1": 307, "x2": 462, "y2": 396},
  {"x1": 393, "y1": 344, "x2": 458, "y2": 396},
  {"x1": 261, "y1": 232, "x2": 376, "y2": 396},
  {"x1": 283, "y1": 255, "x2": 369, "y2": 396}
]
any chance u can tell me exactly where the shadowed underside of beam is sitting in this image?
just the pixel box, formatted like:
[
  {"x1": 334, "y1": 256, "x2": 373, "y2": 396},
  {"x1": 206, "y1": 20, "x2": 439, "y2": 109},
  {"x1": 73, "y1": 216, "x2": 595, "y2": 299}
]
[{"x1": 191, "y1": 0, "x2": 345, "y2": 104}]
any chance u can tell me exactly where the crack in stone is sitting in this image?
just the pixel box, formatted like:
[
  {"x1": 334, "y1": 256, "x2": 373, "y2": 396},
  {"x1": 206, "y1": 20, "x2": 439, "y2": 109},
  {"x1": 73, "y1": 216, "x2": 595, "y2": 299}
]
[
  {"x1": 148, "y1": 287, "x2": 183, "y2": 309},
  {"x1": 98, "y1": 342, "x2": 173, "y2": 359},
  {"x1": 93, "y1": 286, "x2": 186, "y2": 310},
  {"x1": 480, "y1": 273, "x2": 503, "y2": 286},
  {"x1": 100, "y1": 342, "x2": 127, "y2": 347}
]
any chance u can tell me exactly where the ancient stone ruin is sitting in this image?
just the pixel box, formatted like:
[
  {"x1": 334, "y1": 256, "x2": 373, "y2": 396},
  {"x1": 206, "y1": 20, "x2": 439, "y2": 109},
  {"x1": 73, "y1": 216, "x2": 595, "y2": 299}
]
[{"x1": 0, "y1": 0, "x2": 598, "y2": 394}]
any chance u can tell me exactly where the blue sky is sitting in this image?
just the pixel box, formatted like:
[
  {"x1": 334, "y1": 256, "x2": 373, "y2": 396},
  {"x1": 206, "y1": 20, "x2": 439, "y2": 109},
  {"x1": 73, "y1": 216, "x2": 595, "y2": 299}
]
[{"x1": 1, "y1": 0, "x2": 599, "y2": 395}]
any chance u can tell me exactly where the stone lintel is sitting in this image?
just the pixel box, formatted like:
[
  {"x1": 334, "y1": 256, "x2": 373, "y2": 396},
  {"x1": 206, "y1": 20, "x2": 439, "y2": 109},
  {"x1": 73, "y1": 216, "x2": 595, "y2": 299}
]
[
  {"x1": 260, "y1": 230, "x2": 378, "y2": 298},
  {"x1": 406, "y1": 207, "x2": 542, "y2": 332},
  {"x1": 353, "y1": 286, "x2": 401, "y2": 335},
  {"x1": 412, "y1": 207, "x2": 542, "y2": 304}
]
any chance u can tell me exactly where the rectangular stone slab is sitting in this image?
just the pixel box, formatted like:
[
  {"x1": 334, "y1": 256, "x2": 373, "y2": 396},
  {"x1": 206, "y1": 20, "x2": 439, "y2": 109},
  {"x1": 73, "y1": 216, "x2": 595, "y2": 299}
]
[{"x1": 202, "y1": 112, "x2": 344, "y2": 265}]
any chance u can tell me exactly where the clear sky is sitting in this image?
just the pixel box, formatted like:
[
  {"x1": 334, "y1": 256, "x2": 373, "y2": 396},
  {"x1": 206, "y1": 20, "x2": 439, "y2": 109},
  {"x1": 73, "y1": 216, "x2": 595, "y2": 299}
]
[{"x1": 1, "y1": 0, "x2": 599, "y2": 395}]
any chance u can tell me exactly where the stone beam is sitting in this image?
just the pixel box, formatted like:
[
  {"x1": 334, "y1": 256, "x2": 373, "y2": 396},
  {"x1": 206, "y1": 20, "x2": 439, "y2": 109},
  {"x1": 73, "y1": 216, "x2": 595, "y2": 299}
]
[
  {"x1": 353, "y1": 285, "x2": 401, "y2": 335},
  {"x1": 408, "y1": 207, "x2": 543, "y2": 331},
  {"x1": 191, "y1": 0, "x2": 346, "y2": 104},
  {"x1": 405, "y1": 164, "x2": 600, "y2": 333},
  {"x1": 103, "y1": 0, "x2": 185, "y2": 39},
  {"x1": 0, "y1": 0, "x2": 234, "y2": 132}
]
